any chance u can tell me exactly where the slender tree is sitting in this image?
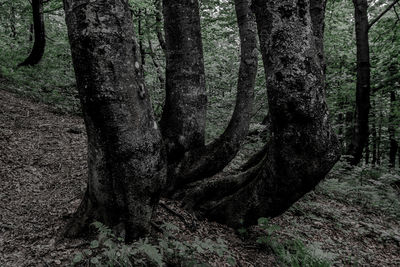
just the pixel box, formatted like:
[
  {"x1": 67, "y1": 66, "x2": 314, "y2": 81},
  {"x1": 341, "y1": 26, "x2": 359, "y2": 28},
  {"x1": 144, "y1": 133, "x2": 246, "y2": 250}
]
[
  {"x1": 347, "y1": 0, "x2": 370, "y2": 165},
  {"x1": 388, "y1": 63, "x2": 398, "y2": 168},
  {"x1": 62, "y1": 0, "x2": 166, "y2": 241},
  {"x1": 18, "y1": 0, "x2": 46, "y2": 67},
  {"x1": 388, "y1": 90, "x2": 398, "y2": 168},
  {"x1": 347, "y1": 0, "x2": 399, "y2": 165}
]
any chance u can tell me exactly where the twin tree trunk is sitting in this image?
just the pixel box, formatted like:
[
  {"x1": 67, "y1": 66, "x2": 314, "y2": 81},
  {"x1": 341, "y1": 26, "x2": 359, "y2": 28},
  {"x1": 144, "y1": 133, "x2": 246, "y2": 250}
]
[
  {"x1": 63, "y1": 0, "x2": 339, "y2": 240},
  {"x1": 18, "y1": 0, "x2": 46, "y2": 67}
]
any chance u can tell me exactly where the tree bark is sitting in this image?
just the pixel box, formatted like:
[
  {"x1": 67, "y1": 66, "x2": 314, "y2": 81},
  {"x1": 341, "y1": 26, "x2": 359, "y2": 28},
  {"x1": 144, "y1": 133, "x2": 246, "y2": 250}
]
[
  {"x1": 18, "y1": 0, "x2": 46, "y2": 67},
  {"x1": 160, "y1": 0, "x2": 207, "y2": 163},
  {"x1": 165, "y1": 0, "x2": 258, "y2": 192},
  {"x1": 310, "y1": 0, "x2": 327, "y2": 72},
  {"x1": 62, "y1": 0, "x2": 166, "y2": 241},
  {"x1": 181, "y1": 0, "x2": 340, "y2": 228},
  {"x1": 347, "y1": 0, "x2": 371, "y2": 165},
  {"x1": 154, "y1": 0, "x2": 166, "y2": 53},
  {"x1": 365, "y1": 135, "x2": 370, "y2": 165}
]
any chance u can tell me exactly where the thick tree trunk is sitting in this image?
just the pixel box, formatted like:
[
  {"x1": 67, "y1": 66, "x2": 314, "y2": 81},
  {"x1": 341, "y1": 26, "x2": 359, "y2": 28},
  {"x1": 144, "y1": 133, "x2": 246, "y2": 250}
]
[
  {"x1": 18, "y1": 0, "x2": 45, "y2": 67},
  {"x1": 165, "y1": 0, "x2": 258, "y2": 192},
  {"x1": 347, "y1": 0, "x2": 371, "y2": 165},
  {"x1": 181, "y1": 0, "x2": 340, "y2": 228},
  {"x1": 160, "y1": 0, "x2": 207, "y2": 162},
  {"x1": 389, "y1": 91, "x2": 398, "y2": 168},
  {"x1": 63, "y1": 0, "x2": 166, "y2": 241}
]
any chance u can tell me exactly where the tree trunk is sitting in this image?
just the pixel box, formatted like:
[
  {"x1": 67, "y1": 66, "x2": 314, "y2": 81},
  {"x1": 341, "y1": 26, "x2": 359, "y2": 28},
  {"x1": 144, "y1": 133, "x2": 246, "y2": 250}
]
[
  {"x1": 181, "y1": 0, "x2": 340, "y2": 228},
  {"x1": 365, "y1": 135, "x2": 370, "y2": 165},
  {"x1": 377, "y1": 107, "x2": 383, "y2": 165},
  {"x1": 18, "y1": 0, "x2": 46, "y2": 67},
  {"x1": 160, "y1": 0, "x2": 207, "y2": 162},
  {"x1": 371, "y1": 99, "x2": 377, "y2": 166},
  {"x1": 347, "y1": 0, "x2": 371, "y2": 165},
  {"x1": 9, "y1": 4, "x2": 16, "y2": 39},
  {"x1": 137, "y1": 9, "x2": 146, "y2": 68},
  {"x1": 154, "y1": 0, "x2": 166, "y2": 53},
  {"x1": 345, "y1": 110, "x2": 354, "y2": 149},
  {"x1": 63, "y1": 0, "x2": 166, "y2": 241},
  {"x1": 165, "y1": 0, "x2": 258, "y2": 192},
  {"x1": 388, "y1": 91, "x2": 398, "y2": 168},
  {"x1": 310, "y1": 0, "x2": 327, "y2": 73}
]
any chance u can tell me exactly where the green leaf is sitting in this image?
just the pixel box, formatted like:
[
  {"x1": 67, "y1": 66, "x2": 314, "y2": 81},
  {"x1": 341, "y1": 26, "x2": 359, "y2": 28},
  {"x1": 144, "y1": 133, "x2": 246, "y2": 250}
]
[
  {"x1": 90, "y1": 240, "x2": 100, "y2": 249},
  {"x1": 72, "y1": 253, "x2": 83, "y2": 264}
]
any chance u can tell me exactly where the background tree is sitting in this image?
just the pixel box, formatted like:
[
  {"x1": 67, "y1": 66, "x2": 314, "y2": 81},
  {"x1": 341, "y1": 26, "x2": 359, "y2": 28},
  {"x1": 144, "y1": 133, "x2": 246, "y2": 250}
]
[{"x1": 18, "y1": 0, "x2": 46, "y2": 67}]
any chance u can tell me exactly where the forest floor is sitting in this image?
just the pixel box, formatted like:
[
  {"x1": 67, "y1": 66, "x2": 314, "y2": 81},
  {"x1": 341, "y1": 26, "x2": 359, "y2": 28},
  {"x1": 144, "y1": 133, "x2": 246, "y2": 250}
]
[{"x1": 1, "y1": 86, "x2": 400, "y2": 266}]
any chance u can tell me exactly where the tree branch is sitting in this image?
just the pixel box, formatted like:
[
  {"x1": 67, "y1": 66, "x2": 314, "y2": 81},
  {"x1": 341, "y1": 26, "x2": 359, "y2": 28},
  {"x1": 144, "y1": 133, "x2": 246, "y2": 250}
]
[{"x1": 368, "y1": 0, "x2": 400, "y2": 30}]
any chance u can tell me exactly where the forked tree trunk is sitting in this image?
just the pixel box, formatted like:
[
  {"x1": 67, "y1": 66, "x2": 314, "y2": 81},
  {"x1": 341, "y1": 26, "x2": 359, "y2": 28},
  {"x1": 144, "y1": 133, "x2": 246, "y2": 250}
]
[
  {"x1": 165, "y1": 0, "x2": 258, "y2": 192},
  {"x1": 18, "y1": 0, "x2": 46, "y2": 67},
  {"x1": 347, "y1": 0, "x2": 371, "y2": 165},
  {"x1": 63, "y1": 0, "x2": 166, "y2": 241},
  {"x1": 180, "y1": 0, "x2": 340, "y2": 228}
]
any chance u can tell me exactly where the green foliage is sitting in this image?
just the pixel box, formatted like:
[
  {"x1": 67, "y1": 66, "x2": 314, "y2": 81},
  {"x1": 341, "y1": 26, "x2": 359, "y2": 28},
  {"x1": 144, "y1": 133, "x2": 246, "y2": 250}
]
[
  {"x1": 255, "y1": 218, "x2": 331, "y2": 267},
  {"x1": 319, "y1": 159, "x2": 400, "y2": 219},
  {"x1": 0, "y1": 0, "x2": 78, "y2": 113},
  {"x1": 71, "y1": 222, "x2": 236, "y2": 267}
]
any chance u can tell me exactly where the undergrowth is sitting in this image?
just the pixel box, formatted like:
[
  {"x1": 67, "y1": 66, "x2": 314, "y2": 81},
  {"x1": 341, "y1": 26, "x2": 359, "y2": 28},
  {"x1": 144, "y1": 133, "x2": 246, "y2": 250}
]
[
  {"x1": 71, "y1": 222, "x2": 236, "y2": 267},
  {"x1": 255, "y1": 218, "x2": 332, "y2": 267},
  {"x1": 318, "y1": 158, "x2": 400, "y2": 220}
]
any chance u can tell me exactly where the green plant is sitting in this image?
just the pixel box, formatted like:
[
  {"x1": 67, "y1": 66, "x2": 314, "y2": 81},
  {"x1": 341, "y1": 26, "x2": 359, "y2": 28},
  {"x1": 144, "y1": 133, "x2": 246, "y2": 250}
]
[
  {"x1": 317, "y1": 160, "x2": 400, "y2": 219},
  {"x1": 256, "y1": 217, "x2": 280, "y2": 246},
  {"x1": 274, "y1": 239, "x2": 331, "y2": 267},
  {"x1": 71, "y1": 222, "x2": 236, "y2": 267},
  {"x1": 255, "y1": 218, "x2": 331, "y2": 267}
]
